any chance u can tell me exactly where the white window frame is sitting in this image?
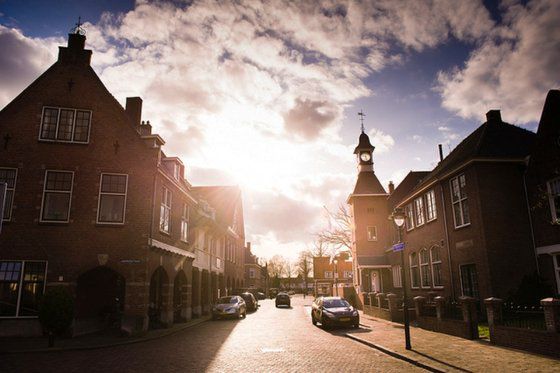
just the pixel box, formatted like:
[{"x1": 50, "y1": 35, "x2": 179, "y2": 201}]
[
  {"x1": 405, "y1": 204, "x2": 414, "y2": 231},
  {"x1": 425, "y1": 189, "x2": 437, "y2": 222},
  {"x1": 450, "y1": 174, "x2": 470, "y2": 228},
  {"x1": 409, "y1": 252, "x2": 419, "y2": 289},
  {"x1": 414, "y1": 196, "x2": 425, "y2": 226},
  {"x1": 0, "y1": 167, "x2": 17, "y2": 222},
  {"x1": 547, "y1": 178, "x2": 560, "y2": 224},
  {"x1": 324, "y1": 271, "x2": 333, "y2": 279},
  {"x1": 181, "y1": 203, "x2": 189, "y2": 242},
  {"x1": 392, "y1": 265, "x2": 402, "y2": 288},
  {"x1": 39, "y1": 170, "x2": 74, "y2": 223},
  {"x1": 367, "y1": 226, "x2": 378, "y2": 241},
  {"x1": 160, "y1": 186, "x2": 172, "y2": 234},
  {"x1": 39, "y1": 106, "x2": 92, "y2": 144},
  {"x1": 96, "y1": 173, "x2": 128, "y2": 225},
  {"x1": 0, "y1": 260, "x2": 48, "y2": 319},
  {"x1": 419, "y1": 248, "x2": 431, "y2": 288},
  {"x1": 430, "y1": 246, "x2": 443, "y2": 288},
  {"x1": 343, "y1": 270, "x2": 353, "y2": 278}
]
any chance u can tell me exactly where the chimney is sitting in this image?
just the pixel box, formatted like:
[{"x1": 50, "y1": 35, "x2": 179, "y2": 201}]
[
  {"x1": 247, "y1": 242, "x2": 251, "y2": 251},
  {"x1": 126, "y1": 97, "x2": 143, "y2": 127},
  {"x1": 388, "y1": 181, "x2": 395, "y2": 194},
  {"x1": 58, "y1": 33, "x2": 92, "y2": 66},
  {"x1": 486, "y1": 110, "x2": 502, "y2": 125},
  {"x1": 438, "y1": 144, "x2": 444, "y2": 162},
  {"x1": 138, "y1": 120, "x2": 152, "y2": 136}
]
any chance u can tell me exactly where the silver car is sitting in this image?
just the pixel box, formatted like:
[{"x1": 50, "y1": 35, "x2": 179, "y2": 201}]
[{"x1": 212, "y1": 296, "x2": 247, "y2": 320}]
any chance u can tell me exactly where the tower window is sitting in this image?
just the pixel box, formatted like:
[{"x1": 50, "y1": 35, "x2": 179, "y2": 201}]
[{"x1": 367, "y1": 226, "x2": 377, "y2": 241}]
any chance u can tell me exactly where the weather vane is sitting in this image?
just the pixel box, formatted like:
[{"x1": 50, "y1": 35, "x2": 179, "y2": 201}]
[
  {"x1": 358, "y1": 110, "x2": 366, "y2": 133},
  {"x1": 70, "y1": 16, "x2": 86, "y2": 35}
]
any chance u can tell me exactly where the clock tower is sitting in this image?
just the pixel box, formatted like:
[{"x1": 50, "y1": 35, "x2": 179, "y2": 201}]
[{"x1": 347, "y1": 122, "x2": 391, "y2": 298}]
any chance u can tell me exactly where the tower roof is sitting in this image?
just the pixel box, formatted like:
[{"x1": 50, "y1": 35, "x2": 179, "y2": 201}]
[
  {"x1": 353, "y1": 132, "x2": 375, "y2": 154},
  {"x1": 351, "y1": 171, "x2": 387, "y2": 195}
]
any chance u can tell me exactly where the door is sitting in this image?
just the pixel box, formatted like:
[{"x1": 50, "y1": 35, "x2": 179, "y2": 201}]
[
  {"x1": 370, "y1": 270, "x2": 381, "y2": 292},
  {"x1": 460, "y1": 264, "x2": 479, "y2": 298}
]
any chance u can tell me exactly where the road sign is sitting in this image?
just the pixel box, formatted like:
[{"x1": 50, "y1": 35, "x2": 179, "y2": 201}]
[{"x1": 393, "y1": 242, "x2": 405, "y2": 252}]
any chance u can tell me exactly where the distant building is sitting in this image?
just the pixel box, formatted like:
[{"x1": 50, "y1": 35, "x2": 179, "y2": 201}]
[
  {"x1": 313, "y1": 256, "x2": 353, "y2": 296},
  {"x1": 244, "y1": 243, "x2": 265, "y2": 290}
]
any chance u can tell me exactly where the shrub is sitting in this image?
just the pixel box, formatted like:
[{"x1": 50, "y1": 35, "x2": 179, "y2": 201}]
[{"x1": 39, "y1": 286, "x2": 74, "y2": 347}]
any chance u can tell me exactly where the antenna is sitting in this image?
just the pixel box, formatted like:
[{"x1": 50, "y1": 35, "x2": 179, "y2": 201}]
[{"x1": 358, "y1": 110, "x2": 366, "y2": 133}]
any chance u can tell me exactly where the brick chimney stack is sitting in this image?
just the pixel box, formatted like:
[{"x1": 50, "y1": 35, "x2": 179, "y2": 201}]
[
  {"x1": 486, "y1": 110, "x2": 502, "y2": 125},
  {"x1": 126, "y1": 97, "x2": 143, "y2": 127},
  {"x1": 388, "y1": 181, "x2": 395, "y2": 194},
  {"x1": 58, "y1": 32, "x2": 92, "y2": 66}
]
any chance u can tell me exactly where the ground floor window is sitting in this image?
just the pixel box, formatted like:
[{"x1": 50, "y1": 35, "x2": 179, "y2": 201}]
[
  {"x1": 460, "y1": 264, "x2": 479, "y2": 298},
  {"x1": 0, "y1": 261, "x2": 47, "y2": 317},
  {"x1": 392, "y1": 265, "x2": 402, "y2": 288}
]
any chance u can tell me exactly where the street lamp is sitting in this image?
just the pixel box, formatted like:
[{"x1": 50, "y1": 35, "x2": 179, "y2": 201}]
[
  {"x1": 391, "y1": 207, "x2": 411, "y2": 350},
  {"x1": 333, "y1": 258, "x2": 338, "y2": 296}
]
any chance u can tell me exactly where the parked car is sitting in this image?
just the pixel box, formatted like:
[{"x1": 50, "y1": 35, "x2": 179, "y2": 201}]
[
  {"x1": 311, "y1": 296, "x2": 359, "y2": 328},
  {"x1": 212, "y1": 296, "x2": 247, "y2": 320},
  {"x1": 256, "y1": 292, "x2": 266, "y2": 300},
  {"x1": 240, "y1": 292, "x2": 258, "y2": 312},
  {"x1": 275, "y1": 292, "x2": 291, "y2": 308},
  {"x1": 269, "y1": 288, "x2": 279, "y2": 299}
]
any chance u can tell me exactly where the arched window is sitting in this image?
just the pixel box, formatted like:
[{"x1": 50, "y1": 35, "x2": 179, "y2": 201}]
[
  {"x1": 430, "y1": 246, "x2": 443, "y2": 287},
  {"x1": 409, "y1": 252, "x2": 419, "y2": 288},
  {"x1": 420, "y1": 249, "x2": 431, "y2": 288}
]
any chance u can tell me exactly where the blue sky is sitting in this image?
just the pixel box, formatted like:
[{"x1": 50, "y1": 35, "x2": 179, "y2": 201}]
[{"x1": 1, "y1": 0, "x2": 558, "y2": 259}]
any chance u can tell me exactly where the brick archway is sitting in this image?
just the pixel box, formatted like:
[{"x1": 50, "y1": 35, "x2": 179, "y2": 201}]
[{"x1": 149, "y1": 266, "x2": 169, "y2": 327}]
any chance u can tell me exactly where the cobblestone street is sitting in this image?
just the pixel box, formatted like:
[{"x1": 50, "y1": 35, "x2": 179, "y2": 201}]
[{"x1": 3, "y1": 295, "x2": 422, "y2": 372}]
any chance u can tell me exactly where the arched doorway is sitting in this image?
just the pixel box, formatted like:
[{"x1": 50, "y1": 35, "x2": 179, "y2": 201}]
[
  {"x1": 75, "y1": 266, "x2": 125, "y2": 335},
  {"x1": 149, "y1": 266, "x2": 169, "y2": 328},
  {"x1": 173, "y1": 270, "x2": 188, "y2": 323}
]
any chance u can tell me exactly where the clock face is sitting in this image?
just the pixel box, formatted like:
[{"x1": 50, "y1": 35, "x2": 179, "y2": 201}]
[{"x1": 360, "y1": 152, "x2": 371, "y2": 162}]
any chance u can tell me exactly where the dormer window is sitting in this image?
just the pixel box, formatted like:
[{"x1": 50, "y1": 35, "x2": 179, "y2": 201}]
[
  {"x1": 39, "y1": 106, "x2": 91, "y2": 143},
  {"x1": 173, "y1": 163, "x2": 180, "y2": 180}
]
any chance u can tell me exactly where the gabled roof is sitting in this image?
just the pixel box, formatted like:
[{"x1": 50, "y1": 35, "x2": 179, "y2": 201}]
[
  {"x1": 351, "y1": 171, "x2": 387, "y2": 195},
  {"x1": 191, "y1": 186, "x2": 245, "y2": 238},
  {"x1": 388, "y1": 171, "x2": 430, "y2": 209}
]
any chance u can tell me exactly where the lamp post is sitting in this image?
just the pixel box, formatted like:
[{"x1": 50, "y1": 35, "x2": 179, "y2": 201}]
[
  {"x1": 333, "y1": 258, "x2": 338, "y2": 296},
  {"x1": 391, "y1": 207, "x2": 411, "y2": 350}
]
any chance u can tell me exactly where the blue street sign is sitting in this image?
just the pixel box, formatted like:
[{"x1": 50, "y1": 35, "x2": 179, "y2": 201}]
[{"x1": 393, "y1": 242, "x2": 405, "y2": 252}]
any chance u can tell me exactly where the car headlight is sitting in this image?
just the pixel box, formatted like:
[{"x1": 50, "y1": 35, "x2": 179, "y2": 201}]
[{"x1": 352, "y1": 310, "x2": 358, "y2": 316}]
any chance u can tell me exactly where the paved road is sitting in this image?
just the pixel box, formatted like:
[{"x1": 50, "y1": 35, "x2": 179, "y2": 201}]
[{"x1": 4, "y1": 295, "x2": 422, "y2": 372}]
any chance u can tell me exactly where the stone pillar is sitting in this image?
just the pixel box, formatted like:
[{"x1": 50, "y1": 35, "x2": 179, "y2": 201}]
[
  {"x1": 484, "y1": 297, "x2": 503, "y2": 342},
  {"x1": 184, "y1": 263, "x2": 193, "y2": 321},
  {"x1": 434, "y1": 296, "x2": 446, "y2": 320},
  {"x1": 368, "y1": 292, "x2": 376, "y2": 307},
  {"x1": 414, "y1": 296, "x2": 426, "y2": 318},
  {"x1": 541, "y1": 298, "x2": 560, "y2": 333},
  {"x1": 428, "y1": 291, "x2": 437, "y2": 303},
  {"x1": 159, "y1": 282, "x2": 174, "y2": 327},
  {"x1": 387, "y1": 293, "x2": 398, "y2": 320},
  {"x1": 192, "y1": 270, "x2": 202, "y2": 318},
  {"x1": 376, "y1": 293, "x2": 386, "y2": 309},
  {"x1": 121, "y1": 280, "x2": 149, "y2": 336},
  {"x1": 202, "y1": 270, "x2": 211, "y2": 315},
  {"x1": 459, "y1": 296, "x2": 479, "y2": 339}
]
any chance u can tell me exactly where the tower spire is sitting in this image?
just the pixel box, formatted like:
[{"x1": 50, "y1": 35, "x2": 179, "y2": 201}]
[{"x1": 358, "y1": 110, "x2": 366, "y2": 133}]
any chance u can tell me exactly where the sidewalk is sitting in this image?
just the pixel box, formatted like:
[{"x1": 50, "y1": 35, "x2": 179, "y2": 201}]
[
  {"x1": 0, "y1": 316, "x2": 209, "y2": 354},
  {"x1": 347, "y1": 313, "x2": 560, "y2": 372}
]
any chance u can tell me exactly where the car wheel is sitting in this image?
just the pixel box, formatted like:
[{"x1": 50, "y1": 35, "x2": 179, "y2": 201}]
[
  {"x1": 353, "y1": 323, "x2": 359, "y2": 329},
  {"x1": 321, "y1": 317, "x2": 329, "y2": 329},
  {"x1": 242, "y1": 310, "x2": 247, "y2": 318},
  {"x1": 312, "y1": 314, "x2": 317, "y2": 325}
]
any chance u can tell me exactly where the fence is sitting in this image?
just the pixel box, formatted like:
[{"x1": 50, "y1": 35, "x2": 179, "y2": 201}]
[{"x1": 501, "y1": 302, "x2": 546, "y2": 330}]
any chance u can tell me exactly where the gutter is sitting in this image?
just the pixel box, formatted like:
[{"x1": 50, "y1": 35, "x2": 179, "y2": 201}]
[{"x1": 439, "y1": 185, "x2": 455, "y2": 300}]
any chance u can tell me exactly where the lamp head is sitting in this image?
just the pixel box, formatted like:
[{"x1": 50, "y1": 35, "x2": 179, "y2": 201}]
[{"x1": 391, "y1": 207, "x2": 406, "y2": 228}]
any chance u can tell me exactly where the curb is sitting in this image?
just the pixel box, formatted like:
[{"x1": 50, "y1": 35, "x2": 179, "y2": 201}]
[
  {"x1": 1, "y1": 317, "x2": 210, "y2": 354},
  {"x1": 345, "y1": 333, "x2": 445, "y2": 373}
]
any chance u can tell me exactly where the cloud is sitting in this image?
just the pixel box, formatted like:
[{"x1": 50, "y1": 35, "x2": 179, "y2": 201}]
[
  {"x1": 283, "y1": 98, "x2": 341, "y2": 139},
  {"x1": 437, "y1": 0, "x2": 560, "y2": 124},
  {"x1": 368, "y1": 128, "x2": 395, "y2": 153}
]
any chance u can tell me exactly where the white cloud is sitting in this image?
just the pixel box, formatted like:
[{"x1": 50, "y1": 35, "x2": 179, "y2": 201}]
[
  {"x1": 437, "y1": 0, "x2": 560, "y2": 124},
  {"x1": 368, "y1": 128, "x2": 395, "y2": 153}
]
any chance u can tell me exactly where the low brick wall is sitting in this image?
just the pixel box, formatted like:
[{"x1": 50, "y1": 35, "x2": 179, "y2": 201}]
[
  {"x1": 491, "y1": 326, "x2": 560, "y2": 358},
  {"x1": 415, "y1": 316, "x2": 472, "y2": 339}
]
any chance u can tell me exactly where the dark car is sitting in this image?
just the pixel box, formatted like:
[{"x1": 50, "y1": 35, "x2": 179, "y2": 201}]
[
  {"x1": 211, "y1": 296, "x2": 247, "y2": 320},
  {"x1": 275, "y1": 292, "x2": 291, "y2": 308},
  {"x1": 240, "y1": 292, "x2": 258, "y2": 312},
  {"x1": 256, "y1": 292, "x2": 266, "y2": 300},
  {"x1": 311, "y1": 296, "x2": 359, "y2": 328}
]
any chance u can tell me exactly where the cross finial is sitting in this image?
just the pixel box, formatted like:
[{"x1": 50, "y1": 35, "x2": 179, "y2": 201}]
[
  {"x1": 358, "y1": 110, "x2": 366, "y2": 133},
  {"x1": 76, "y1": 17, "x2": 82, "y2": 29},
  {"x1": 70, "y1": 16, "x2": 86, "y2": 35}
]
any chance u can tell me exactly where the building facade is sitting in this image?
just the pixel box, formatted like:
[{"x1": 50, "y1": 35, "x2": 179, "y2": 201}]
[
  {"x1": 244, "y1": 243, "x2": 265, "y2": 291},
  {"x1": 313, "y1": 256, "x2": 353, "y2": 296},
  {"x1": 0, "y1": 31, "x2": 246, "y2": 336}
]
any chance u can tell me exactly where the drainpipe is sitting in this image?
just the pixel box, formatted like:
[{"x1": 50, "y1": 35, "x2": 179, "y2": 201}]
[{"x1": 439, "y1": 183, "x2": 456, "y2": 300}]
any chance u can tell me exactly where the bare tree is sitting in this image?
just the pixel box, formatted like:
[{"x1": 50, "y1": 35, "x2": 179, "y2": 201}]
[
  {"x1": 297, "y1": 250, "x2": 312, "y2": 297},
  {"x1": 311, "y1": 238, "x2": 331, "y2": 257},
  {"x1": 317, "y1": 204, "x2": 353, "y2": 253},
  {"x1": 267, "y1": 255, "x2": 286, "y2": 288}
]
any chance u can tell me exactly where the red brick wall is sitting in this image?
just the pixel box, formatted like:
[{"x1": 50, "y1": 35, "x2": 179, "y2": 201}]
[{"x1": 491, "y1": 326, "x2": 560, "y2": 358}]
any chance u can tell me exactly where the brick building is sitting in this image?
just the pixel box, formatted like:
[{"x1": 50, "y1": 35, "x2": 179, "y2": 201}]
[
  {"x1": 313, "y1": 256, "x2": 353, "y2": 296},
  {"x1": 0, "y1": 31, "x2": 245, "y2": 336},
  {"x1": 244, "y1": 243, "x2": 265, "y2": 291},
  {"x1": 349, "y1": 91, "x2": 560, "y2": 305}
]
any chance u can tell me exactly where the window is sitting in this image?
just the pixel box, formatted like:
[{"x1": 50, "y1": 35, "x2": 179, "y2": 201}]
[
  {"x1": 548, "y1": 178, "x2": 560, "y2": 223},
  {"x1": 343, "y1": 271, "x2": 353, "y2": 278},
  {"x1": 181, "y1": 203, "x2": 189, "y2": 242},
  {"x1": 0, "y1": 261, "x2": 47, "y2": 317},
  {"x1": 554, "y1": 254, "x2": 560, "y2": 295},
  {"x1": 405, "y1": 204, "x2": 414, "y2": 230},
  {"x1": 460, "y1": 264, "x2": 479, "y2": 298},
  {"x1": 324, "y1": 271, "x2": 333, "y2": 279},
  {"x1": 430, "y1": 246, "x2": 443, "y2": 287},
  {"x1": 420, "y1": 249, "x2": 431, "y2": 288},
  {"x1": 160, "y1": 186, "x2": 172, "y2": 233},
  {"x1": 39, "y1": 106, "x2": 92, "y2": 143},
  {"x1": 451, "y1": 174, "x2": 470, "y2": 227},
  {"x1": 367, "y1": 226, "x2": 377, "y2": 241},
  {"x1": 249, "y1": 268, "x2": 256, "y2": 279},
  {"x1": 40, "y1": 170, "x2": 73, "y2": 222},
  {"x1": 392, "y1": 265, "x2": 402, "y2": 288},
  {"x1": 97, "y1": 173, "x2": 127, "y2": 224},
  {"x1": 0, "y1": 168, "x2": 17, "y2": 221},
  {"x1": 425, "y1": 190, "x2": 437, "y2": 221},
  {"x1": 414, "y1": 197, "x2": 425, "y2": 226},
  {"x1": 410, "y1": 252, "x2": 419, "y2": 288}
]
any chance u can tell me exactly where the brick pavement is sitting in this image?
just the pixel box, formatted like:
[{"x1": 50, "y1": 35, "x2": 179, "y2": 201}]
[
  {"x1": 350, "y1": 312, "x2": 560, "y2": 373},
  {"x1": 1, "y1": 295, "x2": 423, "y2": 372}
]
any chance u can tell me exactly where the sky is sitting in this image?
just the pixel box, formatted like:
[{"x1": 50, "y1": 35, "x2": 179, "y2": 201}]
[{"x1": 1, "y1": 0, "x2": 559, "y2": 260}]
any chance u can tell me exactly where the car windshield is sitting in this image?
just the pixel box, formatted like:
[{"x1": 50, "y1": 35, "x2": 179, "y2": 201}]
[
  {"x1": 323, "y1": 299, "x2": 350, "y2": 308},
  {"x1": 241, "y1": 294, "x2": 252, "y2": 300},
  {"x1": 217, "y1": 296, "x2": 237, "y2": 304}
]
